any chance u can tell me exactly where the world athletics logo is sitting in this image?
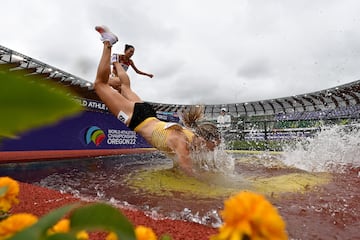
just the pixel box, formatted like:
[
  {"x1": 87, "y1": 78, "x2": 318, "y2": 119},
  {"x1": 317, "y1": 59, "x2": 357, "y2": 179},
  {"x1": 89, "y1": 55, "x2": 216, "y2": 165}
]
[{"x1": 85, "y1": 126, "x2": 106, "y2": 146}]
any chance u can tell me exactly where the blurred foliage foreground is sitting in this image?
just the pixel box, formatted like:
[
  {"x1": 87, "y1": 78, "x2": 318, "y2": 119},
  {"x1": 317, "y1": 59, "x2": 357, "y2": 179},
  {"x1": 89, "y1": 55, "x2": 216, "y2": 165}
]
[
  {"x1": 0, "y1": 64, "x2": 83, "y2": 139},
  {"x1": 0, "y1": 177, "x2": 288, "y2": 240}
]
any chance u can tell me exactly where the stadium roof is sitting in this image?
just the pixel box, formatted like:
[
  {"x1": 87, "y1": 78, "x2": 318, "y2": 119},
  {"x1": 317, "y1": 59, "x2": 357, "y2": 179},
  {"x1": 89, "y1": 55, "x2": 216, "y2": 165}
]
[{"x1": 2, "y1": 44, "x2": 360, "y2": 118}]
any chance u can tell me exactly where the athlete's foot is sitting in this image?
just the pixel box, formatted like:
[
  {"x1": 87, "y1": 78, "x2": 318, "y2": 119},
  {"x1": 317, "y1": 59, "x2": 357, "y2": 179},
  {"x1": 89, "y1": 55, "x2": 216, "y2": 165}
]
[{"x1": 95, "y1": 25, "x2": 118, "y2": 46}]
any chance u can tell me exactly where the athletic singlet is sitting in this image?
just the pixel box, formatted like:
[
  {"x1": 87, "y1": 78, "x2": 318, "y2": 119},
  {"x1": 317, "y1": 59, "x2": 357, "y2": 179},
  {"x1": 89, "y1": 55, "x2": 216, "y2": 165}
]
[
  {"x1": 119, "y1": 55, "x2": 131, "y2": 71},
  {"x1": 111, "y1": 53, "x2": 131, "y2": 71},
  {"x1": 121, "y1": 63, "x2": 129, "y2": 71},
  {"x1": 134, "y1": 118, "x2": 194, "y2": 153}
]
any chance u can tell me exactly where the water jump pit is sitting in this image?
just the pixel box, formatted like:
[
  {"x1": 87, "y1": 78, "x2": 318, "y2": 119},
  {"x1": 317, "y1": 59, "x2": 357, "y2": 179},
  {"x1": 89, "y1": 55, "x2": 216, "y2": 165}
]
[{"x1": 2, "y1": 146, "x2": 359, "y2": 239}]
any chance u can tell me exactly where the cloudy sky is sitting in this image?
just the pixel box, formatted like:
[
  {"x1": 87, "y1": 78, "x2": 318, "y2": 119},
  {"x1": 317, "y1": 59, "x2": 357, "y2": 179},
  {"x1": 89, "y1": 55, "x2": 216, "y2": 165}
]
[{"x1": 2, "y1": 0, "x2": 360, "y2": 104}]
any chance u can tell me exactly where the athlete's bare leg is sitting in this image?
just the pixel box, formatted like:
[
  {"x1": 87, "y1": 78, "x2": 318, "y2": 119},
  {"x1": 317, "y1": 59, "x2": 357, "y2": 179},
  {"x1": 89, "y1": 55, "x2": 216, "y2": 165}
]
[
  {"x1": 94, "y1": 41, "x2": 135, "y2": 123},
  {"x1": 108, "y1": 76, "x2": 122, "y2": 92},
  {"x1": 113, "y1": 61, "x2": 142, "y2": 102}
]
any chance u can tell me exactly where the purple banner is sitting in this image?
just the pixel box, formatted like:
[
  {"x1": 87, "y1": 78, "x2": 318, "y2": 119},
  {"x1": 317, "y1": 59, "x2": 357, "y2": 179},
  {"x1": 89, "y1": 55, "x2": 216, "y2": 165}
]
[{"x1": 1, "y1": 109, "x2": 151, "y2": 151}]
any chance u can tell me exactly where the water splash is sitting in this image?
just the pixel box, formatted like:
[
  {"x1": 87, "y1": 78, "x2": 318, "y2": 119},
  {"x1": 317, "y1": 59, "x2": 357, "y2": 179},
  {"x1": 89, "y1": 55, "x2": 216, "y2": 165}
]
[
  {"x1": 190, "y1": 142, "x2": 235, "y2": 173},
  {"x1": 282, "y1": 124, "x2": 360, "y2": 173},
  {"x1": 175, "y1": 208, "x2": 222, "y2": 228}
]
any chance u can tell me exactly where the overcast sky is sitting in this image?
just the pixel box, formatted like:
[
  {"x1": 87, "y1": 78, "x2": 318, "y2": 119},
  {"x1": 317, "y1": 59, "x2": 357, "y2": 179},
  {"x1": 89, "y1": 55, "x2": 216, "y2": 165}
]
[{"x1": 2, "y1": 0, "x2": 360, "y2": 104}]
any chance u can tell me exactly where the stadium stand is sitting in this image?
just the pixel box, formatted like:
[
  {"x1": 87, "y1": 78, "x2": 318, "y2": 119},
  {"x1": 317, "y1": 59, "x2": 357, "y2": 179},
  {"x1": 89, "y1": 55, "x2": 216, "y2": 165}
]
[{"x1": 1, "y1": 44, "x2": 360, "y2": 134}]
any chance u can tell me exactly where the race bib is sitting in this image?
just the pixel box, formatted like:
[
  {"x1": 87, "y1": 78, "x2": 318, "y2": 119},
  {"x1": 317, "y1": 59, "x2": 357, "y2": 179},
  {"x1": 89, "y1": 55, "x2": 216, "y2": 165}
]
[
  {"x1": 117, "y1": 111, "x2": 129, "y2": 124},
  {"x1": 111, "y1": 53, "x2": 119, "y2": 63}
]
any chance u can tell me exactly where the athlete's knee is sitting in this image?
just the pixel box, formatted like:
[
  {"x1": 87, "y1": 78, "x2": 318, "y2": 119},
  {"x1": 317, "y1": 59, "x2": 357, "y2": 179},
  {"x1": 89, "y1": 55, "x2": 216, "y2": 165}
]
[
  {"x1": 108, "y1": 79, "x2": 120, "y2": 91},
  {"x1": 94, "y1": 79, "x2": 107, "y2": 92},
  {"x1": 120, "y1": 84, "x2": 131, "y2": 92},
  {"x1": 118, "y1": 72, "x2": 131, "y2": 85}
]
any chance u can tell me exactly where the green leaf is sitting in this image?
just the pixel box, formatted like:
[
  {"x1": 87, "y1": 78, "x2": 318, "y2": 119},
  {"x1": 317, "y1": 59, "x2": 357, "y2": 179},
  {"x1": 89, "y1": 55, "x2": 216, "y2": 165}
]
[
  {"x1": 160, "y1": 235, "x2": 173, "y2": 240},
  {"x1": 0, "y1": 64, "x2": 83, "y2": 138},
  {"x1": 0, "y1": 186, "x2": 8, "y2": 197},
  {"x1": 9, "y1": 204, "x2": 79, "y2": 240},
  {"x1": 45, "y1": 233, "x2": 77, "y2": 240},
  {"x1": 70, "y1": 203, "x2": 136, "y2": 240}
]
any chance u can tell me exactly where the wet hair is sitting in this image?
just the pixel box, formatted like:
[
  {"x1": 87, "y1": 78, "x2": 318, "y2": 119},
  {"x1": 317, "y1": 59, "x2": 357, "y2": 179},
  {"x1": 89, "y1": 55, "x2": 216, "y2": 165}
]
[
  {"x1": 124, "y1": 44, "x2": 134, "y2": 52},
  {"x1": 180, "y1": 105, "x2": 220, "y2": 142}
]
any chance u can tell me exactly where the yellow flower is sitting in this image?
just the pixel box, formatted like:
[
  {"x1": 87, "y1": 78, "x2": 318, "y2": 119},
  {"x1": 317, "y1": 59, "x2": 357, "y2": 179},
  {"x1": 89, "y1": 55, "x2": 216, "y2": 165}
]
[
  {"x1": 0, "y1": 177, "x2": 20, "y2": 212},
  {"x1": 211, "y1": 191, "x2": 287, "y2": 240},
  {"x1": 48, "y1": 219, "x2": 89, "y2": 240},
  {"x1": 0, "y1": 213, "x2": 37, "y2": 239},
  {"x1": 48, "y1": 219, "x2": 70, "y2": 234},
  {"x1": 135, "y1": 225, "x2": 157, "y2": 240},
  {"x1": 106, "y1": 232, "x2": 118, "y2": 240},
  {"x1": 106, "y1": 226, "x2": 157, "y2": 240},
  {"x1": 76, "y1": 230, "x2": 90, "y2": 240}
]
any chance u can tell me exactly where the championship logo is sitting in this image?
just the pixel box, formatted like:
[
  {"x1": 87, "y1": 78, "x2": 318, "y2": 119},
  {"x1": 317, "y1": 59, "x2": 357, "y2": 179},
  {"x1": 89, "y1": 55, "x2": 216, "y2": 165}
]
[{"x1": 85, "y1": 126, "x2": 106, "y2": 146}]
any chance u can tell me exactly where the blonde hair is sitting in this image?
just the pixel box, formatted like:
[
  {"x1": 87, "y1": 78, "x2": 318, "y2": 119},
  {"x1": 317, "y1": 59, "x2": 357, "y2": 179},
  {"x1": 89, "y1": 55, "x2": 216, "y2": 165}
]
[{"x1": 180, "y1": 105, "x2": 220, "y2": 142}]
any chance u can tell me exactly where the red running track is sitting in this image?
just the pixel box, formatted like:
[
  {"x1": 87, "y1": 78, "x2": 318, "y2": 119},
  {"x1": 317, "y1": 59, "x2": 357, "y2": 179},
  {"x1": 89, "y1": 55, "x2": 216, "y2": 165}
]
[{"x1": 12, "y1": 182, "x2": 217, "y2": 240}]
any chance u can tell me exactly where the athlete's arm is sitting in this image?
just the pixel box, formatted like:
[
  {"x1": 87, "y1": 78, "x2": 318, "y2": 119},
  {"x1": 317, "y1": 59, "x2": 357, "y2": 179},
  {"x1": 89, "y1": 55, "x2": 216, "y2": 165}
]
[
  {"x1": 130, "y1": 60, "x2": 154, "y2": 78},
  {"x1": 167, "y1": 132, "x2": 193, "y2": 175}
]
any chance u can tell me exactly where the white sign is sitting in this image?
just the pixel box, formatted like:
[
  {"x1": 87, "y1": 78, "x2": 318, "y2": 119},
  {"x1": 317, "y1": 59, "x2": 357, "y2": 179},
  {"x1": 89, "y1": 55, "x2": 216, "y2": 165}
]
[
  {"x1": 107, "y1": 129, "x2": 137, "y2": 145},
  {"x1": 78, "y1": 98, "x2": 109, "y2": 111}
]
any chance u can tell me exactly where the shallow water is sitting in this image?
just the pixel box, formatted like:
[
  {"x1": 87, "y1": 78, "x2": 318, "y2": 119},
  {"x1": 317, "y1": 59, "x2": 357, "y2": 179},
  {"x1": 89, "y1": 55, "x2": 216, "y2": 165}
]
[
  {"x1": 1, "y1": 150, "x2": 359, "y2": 239},
  {"x1": 1, "y1": 124, "x2": 360, "y2": 239}
]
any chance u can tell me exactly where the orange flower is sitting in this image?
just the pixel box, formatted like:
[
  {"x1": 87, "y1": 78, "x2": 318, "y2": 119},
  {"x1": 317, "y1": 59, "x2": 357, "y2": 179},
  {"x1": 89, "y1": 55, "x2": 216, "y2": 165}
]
[
  {"x1": 0, "y1": 213, "x2": 37, "y2": 239},
  {"x1": 106, "y1": 225, "x2": 157, "y2": 240},
  {"x1": 105, "y1": 232, "x2": 118, "y2": 240},
  {"x1": 211, "y1": 191, "x2": 288, "y2": 240},
  {"x1": 48, "y1": 219, "x2": 70, "y2": 234},
  {"x1": 48, "y1": 219, "x2": 89, "y2": 240},
  {"x1": 135, "y1": 225, "x2": 157, "y2": 240},
  {"x1": 0, "y1": 177, "x2": 20, "y2": 212}
]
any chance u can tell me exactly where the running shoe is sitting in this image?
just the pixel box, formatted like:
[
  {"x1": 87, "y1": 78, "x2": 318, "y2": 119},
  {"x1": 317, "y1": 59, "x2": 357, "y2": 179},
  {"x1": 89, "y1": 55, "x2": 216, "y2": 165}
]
[{"x1": 95, "y1": 25, "x2": 118, "y2": 46}]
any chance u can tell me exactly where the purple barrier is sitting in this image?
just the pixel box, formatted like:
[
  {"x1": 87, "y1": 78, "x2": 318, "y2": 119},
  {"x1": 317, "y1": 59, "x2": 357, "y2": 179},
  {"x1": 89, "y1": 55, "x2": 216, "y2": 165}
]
[{"x1": 1, "y1": 110, "x2": 151, "y2": 151}]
